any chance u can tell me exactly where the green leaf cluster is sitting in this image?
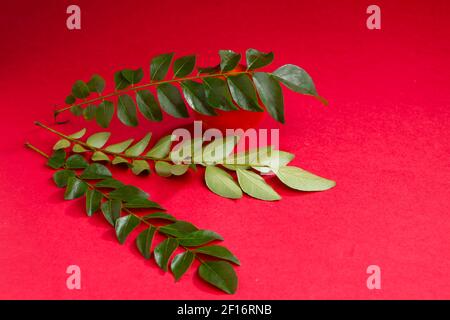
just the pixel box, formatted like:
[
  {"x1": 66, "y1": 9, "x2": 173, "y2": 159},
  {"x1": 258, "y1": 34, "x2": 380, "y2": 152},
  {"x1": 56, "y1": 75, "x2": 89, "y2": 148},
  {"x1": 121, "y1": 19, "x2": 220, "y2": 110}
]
[
  {"x1": 62, "y1": 49, "x2": 325, "y2": 127},
  {"x1": 45, "y1": 149, "x2": 240, "y2": 294},
  {"x1": 47, "y1": 126, "x2": 336, "y2": 201}
]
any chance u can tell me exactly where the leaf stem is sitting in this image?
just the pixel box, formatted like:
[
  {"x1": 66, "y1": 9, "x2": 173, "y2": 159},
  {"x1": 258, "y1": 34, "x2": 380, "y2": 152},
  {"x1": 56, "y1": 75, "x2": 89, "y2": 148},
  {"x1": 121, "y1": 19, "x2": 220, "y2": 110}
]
[
  {"x1": 25, "y1": 141, "x2": 198, "y2": 259},
  {"x1": 34, "y1": 121, "x2": 270, "y2": 168},
  {"x1": 24, "y1": 142, "x2": 49, "y2": 158},
  {"x1": 55, "y1": 70, "x2": 253, "y2": 116}
]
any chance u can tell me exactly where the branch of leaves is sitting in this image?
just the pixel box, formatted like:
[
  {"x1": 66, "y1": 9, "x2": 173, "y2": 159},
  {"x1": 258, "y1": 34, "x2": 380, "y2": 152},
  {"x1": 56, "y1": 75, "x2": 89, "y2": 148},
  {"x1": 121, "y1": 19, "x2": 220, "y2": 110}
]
[
  {"x1": 60, "y1": 48, "x2": 326, "y2": 127},
  {"x1": 38, "y1": 146, "x2": 240, "y2": 294},
  {"x1": 43, "y1": 123, "x2": 336, "y2": 202}
]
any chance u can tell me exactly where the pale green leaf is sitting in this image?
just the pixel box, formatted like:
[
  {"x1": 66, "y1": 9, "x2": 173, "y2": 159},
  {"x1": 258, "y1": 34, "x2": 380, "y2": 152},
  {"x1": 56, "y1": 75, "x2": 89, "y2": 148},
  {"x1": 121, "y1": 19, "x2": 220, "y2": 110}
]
[
  {"x1": 236, "y1": 168, "x2": 280, "y2": 201},
  {"x1": 275, "y1": 166, "x2": 336, "y2": 191},
  {"x1": 131, "y1": 160, "x2": 150, "y2": 175},
  {"x1": 53, "y1": 139, "x2": 70, "y2": 150},
  {"x1": 146, "y1": 135, "x2": 173, "y2": 159},
  {"x1": 125, "y1": 133, "x2": 151, "y2": 156},
  {"x1": 105, "y1": 139, "x2": 134, "y2": 153},
  {"x1": 205, "y1": 166, "x2": 242, "y2": 199},
  {"x1": 86, "y1": 132, "x2": 111, "y2": 148}
]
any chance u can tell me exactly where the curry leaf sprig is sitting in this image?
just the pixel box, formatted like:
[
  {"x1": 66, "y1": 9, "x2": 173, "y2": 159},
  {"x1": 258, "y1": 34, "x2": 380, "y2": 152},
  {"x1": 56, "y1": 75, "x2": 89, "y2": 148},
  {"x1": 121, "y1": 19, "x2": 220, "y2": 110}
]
[
  {"x1": 25, "y1": 142, "x2": 239, "y2": 294},
  {"x1": 56, "y1": 49, "x2": 326, "y2": 126},
  {"x1": 36, "y1": 122, "x2": 336, "y2": 202}
]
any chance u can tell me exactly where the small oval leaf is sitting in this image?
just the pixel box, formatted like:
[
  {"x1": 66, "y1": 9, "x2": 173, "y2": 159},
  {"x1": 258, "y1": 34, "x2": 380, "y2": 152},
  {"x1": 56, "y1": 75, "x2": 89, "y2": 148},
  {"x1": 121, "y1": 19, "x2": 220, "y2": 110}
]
[
  {"x1": 236, "y1": 168, "x2": 280, "y2": 201},
  {"x1": 157, "y1": 83, "x2": 189, "y2": 118},
  {"x1": 173, "y1": 55, "x2": 196, "y2": 78},
  {"x1": 154, "y1": 238, "x2": 179, "y2": 271},
  {"x1": 150, "y1": 53, "x2": 174, "y2": 81},
  {"x1": 205, "y1": 166, "x2": 242, "y2": 199},
  {"x1": 275, "y1": 166, "x2": 336, "y2": 191},
  {"x1": 85, "y1": 189, "x2": 102, "y2": 216},
  {"x1": 146, "y1": 135, "x2": 173, "y2": 159},
  {"x1": 171, "y1": 251, "x2": 195, "y2": 281},
  {"x1": 136, "y1": 226, "x2": 157, "y2": 259},
  {"x1": 86, "y1": 132, "x2": 111, "y2": 148},
  {"x1": 115, "y1": 214, "x2": 141, "y2": 244},
  {"x1": 117, "y1": 94, "x2": 138, "y2": 127},
  {"x1": 136, "y1": 90, "x2": 163, "y2": 122},
  {"x1": 125, "y1": 133, "x2": 151, "y2": 156},
  {"x1": 227, "y1": 74, "x2": 262, "y2": 111},
  {"x1": 198, "y1": 261, "x2": 238, "y2": 294}
]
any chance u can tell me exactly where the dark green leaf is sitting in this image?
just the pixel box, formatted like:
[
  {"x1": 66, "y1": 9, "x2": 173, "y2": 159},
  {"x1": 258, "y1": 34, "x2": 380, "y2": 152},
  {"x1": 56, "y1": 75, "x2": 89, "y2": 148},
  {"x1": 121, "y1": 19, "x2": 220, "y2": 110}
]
[
  {"x1": 146, "y1": 135, "x2": 173, "y2": 159},
  {"x1": 117, "y1": 94, "x2": 138, "y2": 127},
  {"x1": 253, "y1": 72, "x2": 284, "y2": 123},
  {"x1": 171, "y1": 251, "x2": 195, "y2": 281},
  {"x1": 272, "y1": 64, "x2": 318, "y2": 96},
  {"x1": 114, "y1": 70, "x2": 131, "y2": 90},
  {"x1": 109, "y1": 185, "x2": 149, "y2": 202},
  {"x1": 70, "y1": 105, "x2": 83, "y2": 116},
  {"x1": 95, "y1": 178, "x2": 124, "y2": 189},
  {"x1": 72, "y1": 80, "x2": 90, "y2": 99},
  {"x1": 173, "y1": 55, "x2": 196, "y2": 78},
  {"x1": 157, "y1": 83, "x2": 189, "y2": 118},
  {"x1": 203, "y1": 78, "x2": 237, "y2": 111},
  {"x1": 177, "y1": 230, "x2": 223, "y2": 247},
  {"x1": 197, "y1": 65, "x2": 220, "y2": 74},
  {"x1": 142, "y1": 212, "x2": 177, "y2": 222},
  {"x1": 47, "y1": 149, "x2": 66, "y2": 169},
  {"x1": 87, "y1": 74, "x2": 106, "y2": 93},
  {"x1": 123, "y1": 198, "x2": 163, "y2": 209},
  {"x1": 66, "y1": 154, "x2": 89, "y2": 169},
  {"x1": 181, "y1": 80, "x2": 216, "y2": 115},
  {"x1": 159, "y1": 221, "x2": 198, "y2": 238},
  {"x1": 83, "y1": 104, "x2": 96, "y2": 120},
  {"x1": 194, "y1": 245, "x2": 240, "y2": 265},
  {"x1": 198, "y1": 261, "x2": 238, "y2": 294},
  {"x1": 95, "y1": 101, "x2": 114, "y2": 128},
  {"x1": 115, "y1": 214, "x2": 141, "y2": 244},
  {"x1": 64, "y1": 177, "x2": 88, "y2": 200},
  {"x1": 246, "y1": 48, "x2": 274, "y2": 70},
  {"x1": 219, "y1": 50, "x2": 241, "y2": 72},
  {"x1": 65, "y1": 94, "x2": 76, "y2": 104},
  {"x1": 136, "y1": 90, "x2": 163, "y2": 121},
  {"x1": 136, "y1": 226, "x2": 157, "y2": 259},
  {"x1": 101, "y1": 199, "x2": 122, "y2": 226},
  {"x1": 150, "y1": 53, "x2": 174, "y2": 81},
  {"x1": 85, "y1": 189, "x2": 102, "y2": 216},
  {"x1": 227, "y1": 74, "x2": 262, "y2": 111},
  {"x1": 79, "y1": 163, "x2": 112, "y2": 179},
  {"x1": 121, "y1": 68, "x2": 144, "y2": 84},
  {"x1": 154, "y1": 238, "x2": 178, "y2": 271},
  {"x1": 53, "y1": 170, "x2": 76, "y2": 188}
]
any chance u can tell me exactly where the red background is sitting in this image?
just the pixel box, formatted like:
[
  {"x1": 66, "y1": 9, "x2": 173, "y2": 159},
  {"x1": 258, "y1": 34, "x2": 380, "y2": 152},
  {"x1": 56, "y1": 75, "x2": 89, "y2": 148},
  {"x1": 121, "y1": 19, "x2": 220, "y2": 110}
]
[{"x1": 1, "y1": 0, "x2": 449, "y2": 299}]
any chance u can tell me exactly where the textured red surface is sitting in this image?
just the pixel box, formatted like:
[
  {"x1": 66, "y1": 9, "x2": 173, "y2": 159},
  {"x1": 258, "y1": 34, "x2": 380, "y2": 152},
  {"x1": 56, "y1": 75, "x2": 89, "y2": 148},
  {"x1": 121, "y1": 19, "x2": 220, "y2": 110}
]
[{"x1": 1, "y1": 0, "x2": 449, "y2": 299}]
